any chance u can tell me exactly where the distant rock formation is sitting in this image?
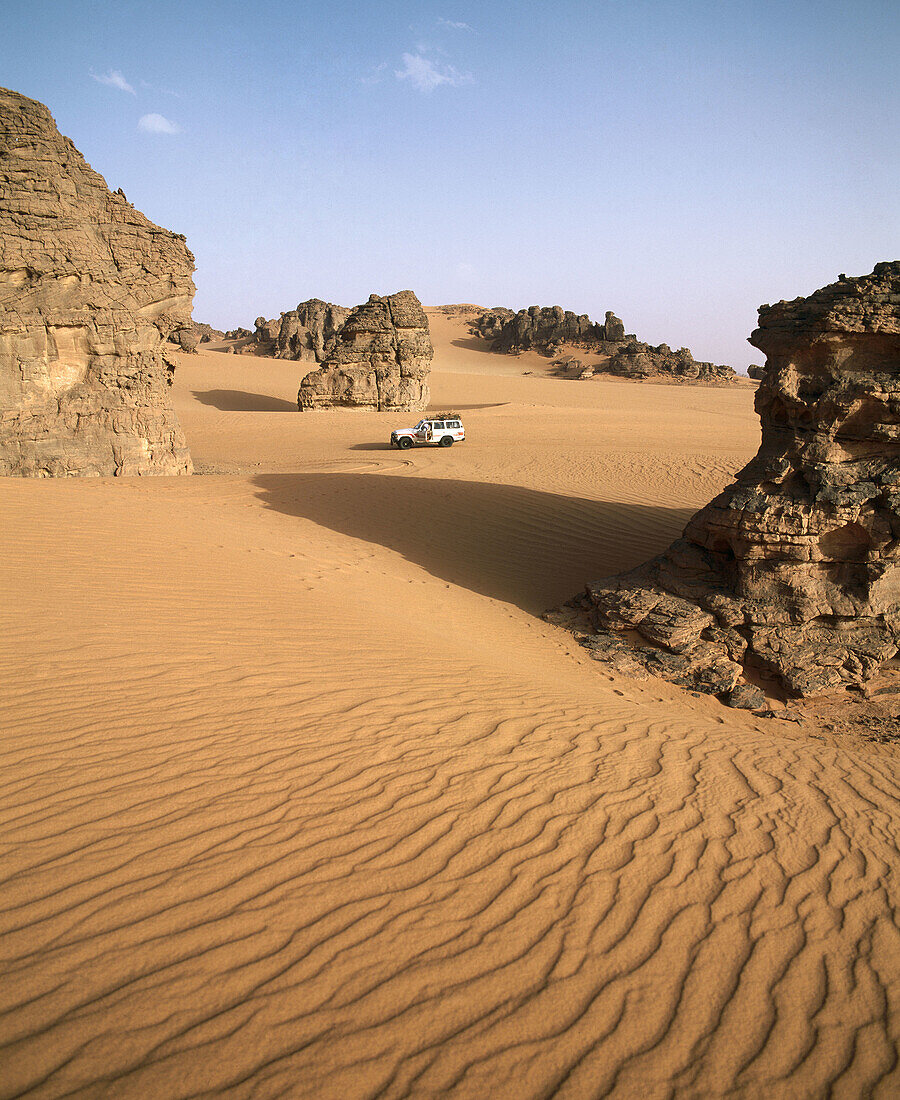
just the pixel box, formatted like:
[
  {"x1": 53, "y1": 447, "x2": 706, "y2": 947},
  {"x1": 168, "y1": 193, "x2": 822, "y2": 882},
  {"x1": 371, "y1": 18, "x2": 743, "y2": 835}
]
[
  {"x1": 469, "y1": 303, "x2": 736, "y2": 383},
  {"x1": 298, "y1": 291, "x2": 432, "y2": 412},
  {"x1": 556, "y1": 263, "x2": 900, "y2": 698},
  {"x1": 254, "y1": 316, "x2": 281, "y2": 349},
  {"x1": 470, "y1": 305, "x2": 604, "y2": 353},
  {"x1": 604, "y1": 341, "x2": 737, "y2": 384},
  {"x1": 747, "y1": 364, "x2": 765, "y2": 380},
  {"x1": 168, "y1": 321, "x2": 223, "y2": 352},
  {"x1": 0, "y1": 87, "x2": 194, "y2": 476}
]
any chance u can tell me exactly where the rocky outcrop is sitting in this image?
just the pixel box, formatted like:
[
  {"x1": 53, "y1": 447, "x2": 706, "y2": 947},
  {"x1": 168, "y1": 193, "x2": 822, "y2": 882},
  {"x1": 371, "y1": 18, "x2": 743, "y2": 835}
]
[
  {"x1": 277, "y1": 299, "x2": 351, "y2": 362},
  {"x1": 470, "y1": 302, "x2": 737, "y2": 383},
  {"x1": 557, "y1": 263, "x2": 900, "y2": 698},
  {"x1": 251, "y1": 299, "x2": 352, "y2": 362},
  {"x1": 0, "y1": 87, "x2": 194, "y2": 476},
  {"x1": 168, "y1": 321, "x2": 223, "y2": 351},
  {"x1": 254, "y1": 315, "x2": 281, "y2": 349},
  {"x1": 747, "y1": 364, "x2": 765, "y2": 380},
  {"x1": 468, "y1": 307, "x2": 516, "y2": 343},
  {"x1": 604, "y1": 341, "x2": 736, "y2": 384},
  {"x1": 471, "y1": 305, "x2": 603, "y2": 354},
  {"x1": 298, "y1": 291, "x2": 432, "y2": 412}
]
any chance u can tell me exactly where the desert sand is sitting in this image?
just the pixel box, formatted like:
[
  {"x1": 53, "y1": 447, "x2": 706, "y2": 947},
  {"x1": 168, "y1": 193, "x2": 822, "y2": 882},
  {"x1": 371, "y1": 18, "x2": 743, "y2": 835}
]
[{"x1": 1, "y1": 310, "x2": 899, "y2": 1098}]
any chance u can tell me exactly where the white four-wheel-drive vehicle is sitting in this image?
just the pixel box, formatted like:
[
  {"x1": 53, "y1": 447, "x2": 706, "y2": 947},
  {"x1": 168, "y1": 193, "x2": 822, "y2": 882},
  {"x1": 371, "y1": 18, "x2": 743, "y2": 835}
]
[{"x1": 391, "y1": 414, "x2": 466, "y2": 449}]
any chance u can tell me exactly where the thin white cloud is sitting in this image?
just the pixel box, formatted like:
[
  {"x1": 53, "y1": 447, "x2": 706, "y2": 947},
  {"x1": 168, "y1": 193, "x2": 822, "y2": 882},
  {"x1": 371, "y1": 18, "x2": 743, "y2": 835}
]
[
  {"x1": 91, "y1": 69, "x2": 136, "y2": 95},
  {"x1": 140, "y1": 79, "x2": 183, "y2": 99},
  {"x1": 395, "y1": 52, "x2": 473, "y2": 92},
  {"x1": 438, "y1": 17, "x2": 474, "y2": 32},
  {"x1": 138, "y1": 113, "x2": 181, "y2": 134}
]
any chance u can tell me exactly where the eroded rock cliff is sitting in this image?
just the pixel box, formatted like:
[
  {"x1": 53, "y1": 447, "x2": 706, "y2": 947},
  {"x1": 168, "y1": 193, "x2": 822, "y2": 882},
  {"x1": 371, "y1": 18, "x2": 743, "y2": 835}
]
[
  {"x1": 0, "y1": 87, "x2": 194, "y2": 476},
  {"x1": 297, "y1": 291, "x2": 432, "y2": 412},
  {"x1": 557, "y1": 263, "x2": 900, "y2": 698}
]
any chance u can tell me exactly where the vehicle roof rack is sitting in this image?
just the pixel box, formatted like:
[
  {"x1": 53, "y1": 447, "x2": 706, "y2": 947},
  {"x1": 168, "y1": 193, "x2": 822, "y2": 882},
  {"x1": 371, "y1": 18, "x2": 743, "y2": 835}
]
[{"x1": 432, "y1": 412, "x2": 461, "y2": 419}]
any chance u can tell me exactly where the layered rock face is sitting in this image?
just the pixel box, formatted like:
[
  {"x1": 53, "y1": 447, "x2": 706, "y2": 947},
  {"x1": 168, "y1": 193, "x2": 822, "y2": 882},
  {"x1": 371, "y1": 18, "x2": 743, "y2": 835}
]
[
  {"x1": 298, "y1": 291, "x2": 432, "y2": 412},
  {"x1": 567, "y1": 263, "x2": 900, "y2": 698},
  {"x1": 0, "y1": 87, "x2": 194, "y2": 476}
]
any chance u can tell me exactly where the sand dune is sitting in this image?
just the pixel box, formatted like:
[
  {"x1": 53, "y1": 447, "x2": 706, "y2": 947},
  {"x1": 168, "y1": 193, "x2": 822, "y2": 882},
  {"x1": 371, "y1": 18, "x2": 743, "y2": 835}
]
[{"x1": 1, "y1": 311, "x2": 899, "y2": 1097}]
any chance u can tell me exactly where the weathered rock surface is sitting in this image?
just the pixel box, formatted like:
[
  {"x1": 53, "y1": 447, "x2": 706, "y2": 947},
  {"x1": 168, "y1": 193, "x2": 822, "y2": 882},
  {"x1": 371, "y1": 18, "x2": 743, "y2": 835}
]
[
  {"x1": 470, "y1": 302, "x2": 737, "y2": 383},
  {"x1": 747, "y1": 363, "x2": 766, "y2": 380},
  {"x1": 560, "y1": 262, "x2": 900, "y2": 698},
  {"x1": 0, "y1": 87, "x2": 194, "y2": 476},
  {"x1": 251, "y1": 299, "x2": 352, "y2": 362},
  {"x1": 298, "y1": 291, "x2": 432, "y2": 412}
]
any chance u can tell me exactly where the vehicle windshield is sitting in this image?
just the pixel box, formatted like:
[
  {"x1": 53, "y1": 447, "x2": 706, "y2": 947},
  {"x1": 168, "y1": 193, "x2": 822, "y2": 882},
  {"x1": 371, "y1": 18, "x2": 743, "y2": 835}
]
[{"x1": 416, "y1": 420, "x2": 427, "y2": 430}]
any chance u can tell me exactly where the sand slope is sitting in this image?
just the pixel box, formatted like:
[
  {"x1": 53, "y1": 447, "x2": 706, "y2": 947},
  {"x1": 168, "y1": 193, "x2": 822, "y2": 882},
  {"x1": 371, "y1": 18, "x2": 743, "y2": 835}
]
[{"x1": 1, "y1": 311, "x2": 898, "y2": 1098}]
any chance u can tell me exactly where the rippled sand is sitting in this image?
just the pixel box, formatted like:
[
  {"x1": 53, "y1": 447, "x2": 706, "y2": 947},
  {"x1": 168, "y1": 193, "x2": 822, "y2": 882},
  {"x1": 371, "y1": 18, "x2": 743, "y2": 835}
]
[{"x1": 2, "y1": 311, "x2": 899, "y2": 1097}]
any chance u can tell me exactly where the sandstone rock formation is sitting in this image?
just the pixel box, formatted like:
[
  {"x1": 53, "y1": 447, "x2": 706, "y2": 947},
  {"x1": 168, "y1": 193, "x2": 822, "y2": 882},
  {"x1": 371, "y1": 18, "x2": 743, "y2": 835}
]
[
  {"x1": 0, "y1": 87, "x2": 195, "y2": 476},
  {"x1": 467, "y1": 307, "x2": 516, "y2": 343},
  {"x1": 168, "y1": 320, "x2": 223, "y2": 350},
  {"x1": 298, "y1": 291, "x2": 432, "y2": 412},
  {"x1": 604, "y1": 341, "x2": 737, "y2": 384},
  {"x1": 251, "y1": 299, "x2": 352, "y2": 362},
  {"x1": 747, "y1": 363, "x2": 766, "y2": 380},
  {"x1": 558, "y1": 263, "x2": 900, "y2": 698},
  {"x1": 470, "y1": 302, "x2": 736, "y2": 383},
  {"x1": 470, "y1": 305, "x2": 602, "y2": 353},
  {"x1": 254, "y1": 315, "x2": 281, "y2": 349}
]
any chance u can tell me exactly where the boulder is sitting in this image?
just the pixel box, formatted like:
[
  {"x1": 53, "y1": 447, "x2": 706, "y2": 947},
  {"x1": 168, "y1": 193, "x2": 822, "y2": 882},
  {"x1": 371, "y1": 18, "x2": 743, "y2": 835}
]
[
  {"x1": 569, "y1": 262, "x2": 900, "y2": 696},
  {"x1": 747, "y1": 363, "x2": 765, "y2": 380},
  {"x1": 0, "y1": 87, "x2": 194, "y2": 476},
  {"x1": 298, "y1": 291, "x2": 432, "y2": 412},
  {"x1": 170, "y1": 328, "x2": 200, "y2": 353}
]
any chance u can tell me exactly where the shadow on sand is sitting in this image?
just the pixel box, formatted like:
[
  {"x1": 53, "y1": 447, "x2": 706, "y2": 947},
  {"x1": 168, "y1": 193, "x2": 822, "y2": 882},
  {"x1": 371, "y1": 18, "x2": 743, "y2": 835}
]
[
  {"x1": 450, "y1": 336, "x2": 495, "y2": 354},
  {"x1": 253, "y1": 472, "x2": 693, "y2": 613},
  {"x1": 193, "y1": 390, "x2": 297, "y2": 412}
]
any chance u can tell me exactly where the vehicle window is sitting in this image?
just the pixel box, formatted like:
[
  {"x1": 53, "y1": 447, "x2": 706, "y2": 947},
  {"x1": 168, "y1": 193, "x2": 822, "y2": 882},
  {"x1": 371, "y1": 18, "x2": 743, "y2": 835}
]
[
  {"x1": 433, "y1": 421, "x2": 444, "y2": 430},
  {"x1": 416, "y1": 421, "x2": 425, "y2": 430},
  {"x1": 448, "y1": 420, "x2": 460, "y2": 428}
]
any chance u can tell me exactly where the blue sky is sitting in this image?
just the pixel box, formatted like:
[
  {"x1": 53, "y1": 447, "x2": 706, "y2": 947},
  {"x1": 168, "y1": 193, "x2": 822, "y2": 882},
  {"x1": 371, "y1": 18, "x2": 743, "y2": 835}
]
[{"x1": 3, "y1": 0, "x2": 898, "y2": 369}]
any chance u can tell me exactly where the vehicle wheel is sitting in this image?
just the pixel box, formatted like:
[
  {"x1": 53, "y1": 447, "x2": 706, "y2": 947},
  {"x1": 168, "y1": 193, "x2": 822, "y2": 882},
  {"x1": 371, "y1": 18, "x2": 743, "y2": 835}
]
[
  {"x1": 397, "y1": 436, "x2": 413, "y2": 449},
  {"x1": 439, "y1": 436, "x2": 453, "y2": 447}
]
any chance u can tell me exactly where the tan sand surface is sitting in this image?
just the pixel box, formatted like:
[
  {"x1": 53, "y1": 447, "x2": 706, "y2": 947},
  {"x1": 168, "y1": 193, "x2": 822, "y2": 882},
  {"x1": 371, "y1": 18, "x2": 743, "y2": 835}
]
[{"x1": 1, "y1": 310, "x2": 899, "y2": 1098}]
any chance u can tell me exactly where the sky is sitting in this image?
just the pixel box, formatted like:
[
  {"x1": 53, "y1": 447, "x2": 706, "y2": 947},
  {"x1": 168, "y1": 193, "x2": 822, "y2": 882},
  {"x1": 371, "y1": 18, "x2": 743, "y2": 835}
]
[{"x1": 2, "y1": 0, "x2": 899, "y2": 370}]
